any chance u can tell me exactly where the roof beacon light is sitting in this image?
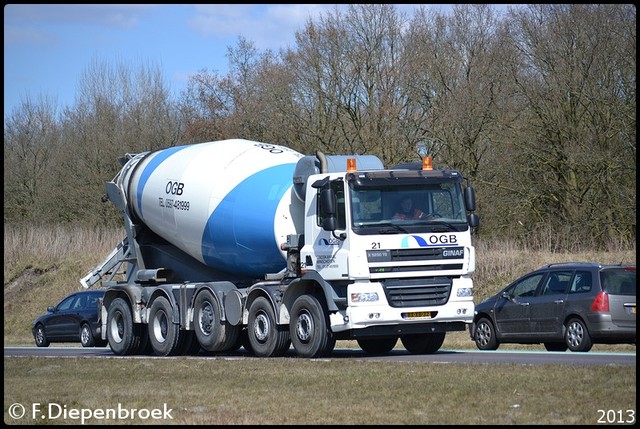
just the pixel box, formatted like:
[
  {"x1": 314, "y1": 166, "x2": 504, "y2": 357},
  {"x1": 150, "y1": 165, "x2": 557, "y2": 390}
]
[
  {"x1": 422, "y1": 156, "x2": 433, "y2": 170},
  {"x1": 347, "y1": 158, "x2": 357, "y2": 172}
]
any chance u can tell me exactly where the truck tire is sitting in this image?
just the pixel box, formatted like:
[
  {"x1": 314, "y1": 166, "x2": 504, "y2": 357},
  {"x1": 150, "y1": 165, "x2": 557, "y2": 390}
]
[
  {"x1": 228, "y1": 328, "x2": 251, "y2": 353},
  {"x1": 248, "y1": 296, "x2": 291, "y2": 357},
  {"x1": 148, "y1": 296, "x2": 182, "y2": 356},
  {"x1": 134, "y1": 327, "x2": 152, "y2": 355},
  {"x1": 400, "y1": 332, "x2": 445, "y2": 354},
  {"x1": 194, "y1": 289, "x2": 240, "y2": 352},
  {"x1": 289, "y1": 294, "x2": 335, "y2": 358},
  {"x1": 107, "y1": 297, "x2": 141, "y2": 355},
  {"x1": 357, "y1": 337, "x2": 398, "y2": 354},
  {"x1": 177, "y1": 330, "x2": 201, "y2": 355}
]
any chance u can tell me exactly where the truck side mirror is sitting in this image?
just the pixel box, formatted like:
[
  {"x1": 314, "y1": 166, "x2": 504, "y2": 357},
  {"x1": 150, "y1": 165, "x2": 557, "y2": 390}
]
[
  {"x1": 319, "y1": 188, "x2": 337, "y2": 231},
  {"x1": 464, "y1": 186, "x2": 476, "y2": 212},
  {"x1": 467, "y1": 213, "x2": 479, "y2": 228}
]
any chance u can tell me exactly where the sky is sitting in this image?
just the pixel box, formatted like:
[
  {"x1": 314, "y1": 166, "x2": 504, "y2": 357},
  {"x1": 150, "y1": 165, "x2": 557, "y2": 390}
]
[{"x1": 4, "y1": 4, "x2": 454, "y2": 116}]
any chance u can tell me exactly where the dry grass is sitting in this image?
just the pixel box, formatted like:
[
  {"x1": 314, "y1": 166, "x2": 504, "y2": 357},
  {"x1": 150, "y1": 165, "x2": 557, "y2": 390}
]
[
  {"x1": 4, "y1": 224, "x2": 124, "y2": 345},
  {"x1": 4, "y1": 357, "x2": 636, "y2": 425}
]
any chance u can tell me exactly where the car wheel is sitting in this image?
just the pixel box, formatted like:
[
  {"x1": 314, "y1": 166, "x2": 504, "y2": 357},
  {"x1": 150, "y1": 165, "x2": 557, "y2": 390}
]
[
  {"x1": 565, "y1": 318, "x2": 593, "y2": 352},
  {"x1": 80, "y1": 323, "x2": 95, "y2": 347},
  {"x1": 34, "y1": 324, "x2": 50, "y2": 347},
  {"x1": 474, "y1": 317, "x2": 499, "y2": 350},
  {"x1": 544, "y1": 342, "x2": 567, "y2": 352}
]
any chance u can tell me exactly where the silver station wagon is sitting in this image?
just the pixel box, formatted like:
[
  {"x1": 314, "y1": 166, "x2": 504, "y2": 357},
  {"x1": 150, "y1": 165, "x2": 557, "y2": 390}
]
[{"x1": 470, "y1": 262, "x2": 636, "y2": 352}]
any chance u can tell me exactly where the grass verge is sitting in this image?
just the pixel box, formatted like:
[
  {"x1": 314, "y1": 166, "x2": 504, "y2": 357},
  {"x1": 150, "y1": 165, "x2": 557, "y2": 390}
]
[{"x1": 4, "y1": 356, "x2": 636, "y2": 425}]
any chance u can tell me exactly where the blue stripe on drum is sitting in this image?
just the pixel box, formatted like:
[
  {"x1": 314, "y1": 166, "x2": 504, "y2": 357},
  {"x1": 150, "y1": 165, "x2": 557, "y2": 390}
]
[
  {"x1": 135, "y1": 146, "x2": 188, "y2": 217},
  {"x1": 202, "y1": 163, "x2": 295, "y2": 277}
]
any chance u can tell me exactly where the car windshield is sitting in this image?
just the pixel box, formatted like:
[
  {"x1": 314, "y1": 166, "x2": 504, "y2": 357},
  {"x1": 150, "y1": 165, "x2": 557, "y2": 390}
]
[{"x1": 600, "y1": 268, "x2": 636, "y2": 296}]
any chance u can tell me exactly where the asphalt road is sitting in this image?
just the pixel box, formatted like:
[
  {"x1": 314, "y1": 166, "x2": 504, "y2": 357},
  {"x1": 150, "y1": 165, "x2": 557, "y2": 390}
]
[{"x1": 4, "y1": 346, "x2": 636, "y2": 366}]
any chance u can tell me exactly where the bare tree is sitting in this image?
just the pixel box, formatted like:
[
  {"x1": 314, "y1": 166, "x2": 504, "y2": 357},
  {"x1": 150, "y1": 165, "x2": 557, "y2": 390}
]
[
  {"x1": 54, "y1": 59, "x2": 181, "y2": 225},
  {"x1": 503, "y1": 4, "x2": 636, "y2": 248},
  {"x1": 3, "y1": 95, "x2": 60, "y2": 223},
  {"x1": 4, "y1": 4, "x2": 634, "y2": 250},
  {"x1": 283, "y1": 4, "x2": 420, "y2": 165},
  {"x1": 179, "y1": 69, "x2": 230, "y2": 143}
]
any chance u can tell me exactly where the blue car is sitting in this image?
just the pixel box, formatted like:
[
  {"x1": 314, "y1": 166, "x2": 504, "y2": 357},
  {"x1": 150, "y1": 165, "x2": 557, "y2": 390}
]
[{"x1": 32, "y1": 289, "x2": 107, "y2": 347}]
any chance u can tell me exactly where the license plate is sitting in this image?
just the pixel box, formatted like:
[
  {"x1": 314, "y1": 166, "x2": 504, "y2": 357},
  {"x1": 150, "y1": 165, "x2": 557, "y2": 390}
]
[{"x1": 403, "y1": 311, "x2": 432, "y2": 319}]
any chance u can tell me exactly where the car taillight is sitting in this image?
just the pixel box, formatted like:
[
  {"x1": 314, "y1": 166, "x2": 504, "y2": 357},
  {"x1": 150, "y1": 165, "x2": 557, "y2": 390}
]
[{"x1": 590, "y1": 291, "x2": 609, "y2": 312}]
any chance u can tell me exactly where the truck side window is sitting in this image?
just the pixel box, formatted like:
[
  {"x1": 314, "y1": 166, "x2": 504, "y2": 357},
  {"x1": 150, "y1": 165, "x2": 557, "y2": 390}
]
[{"x1": 335, "y1": 190, "x2": 346, "y2": 229}]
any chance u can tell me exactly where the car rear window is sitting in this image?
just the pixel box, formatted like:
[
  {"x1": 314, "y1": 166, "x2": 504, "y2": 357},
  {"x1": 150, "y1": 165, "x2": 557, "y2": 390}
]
[{"x1": 600, "y1": 268, "x2": 636, "y2": 296}]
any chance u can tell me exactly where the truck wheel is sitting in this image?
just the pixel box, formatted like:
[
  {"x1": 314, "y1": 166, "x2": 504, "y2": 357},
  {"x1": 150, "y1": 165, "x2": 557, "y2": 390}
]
[
  {"x1": 227, "y1": 328, "x2": 250, "y2": 353},
  {"x1": 400, "y1": 332, "x2": 445, "y2": 354},
  {"x1": 194, "y1": 289, "x2": 240, "y2": 352},
  {"x1": 177, "y1": 330, "x2": 201, "y2": 355},
  {"x1": 134, "y1": 327, "x2": 153, "y2": 355},
  {"x1": 148, "y1": 296, "x2": 182, "y2": 356},
  {"x1": 289, "y1": 294, "x2": 335, "y2": 358},
  {"x1": 357, "y1": 337, "x2": 398, "y2": 354},
  {"x1": 107, "y1": 297, "x2": 140, "y2": 355},
  {"x1": 80, "y1": 323, "x2": 95, "y2": 347},
  {"x1": 248, "y1": 296, "x2": 291, "y2": 357}
]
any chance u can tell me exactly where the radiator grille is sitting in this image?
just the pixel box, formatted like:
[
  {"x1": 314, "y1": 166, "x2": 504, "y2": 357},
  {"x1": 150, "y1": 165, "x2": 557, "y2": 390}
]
[{"x1": 383, "y1": 278, "x2": 452, "y2": 308}]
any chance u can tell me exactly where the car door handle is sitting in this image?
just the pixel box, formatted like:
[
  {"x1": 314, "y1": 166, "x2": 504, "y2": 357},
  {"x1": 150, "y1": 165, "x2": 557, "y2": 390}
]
[
  {"x1": 554, "y1": 300, "x2": 564, "y2": 304},
  {"x1": 520, "y1": 302, "x2": 529, "y2": 306}
]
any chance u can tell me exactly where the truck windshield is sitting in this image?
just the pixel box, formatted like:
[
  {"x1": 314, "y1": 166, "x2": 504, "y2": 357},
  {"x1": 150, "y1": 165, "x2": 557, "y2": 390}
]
[{"x1": 349, "y1": 180, "x2": 469, "y2": 234}]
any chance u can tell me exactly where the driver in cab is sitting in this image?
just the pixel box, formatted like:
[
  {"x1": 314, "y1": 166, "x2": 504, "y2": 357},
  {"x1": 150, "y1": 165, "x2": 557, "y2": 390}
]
[{"x1": 392, "y1": 197, "x2": 437, "y2": 220}]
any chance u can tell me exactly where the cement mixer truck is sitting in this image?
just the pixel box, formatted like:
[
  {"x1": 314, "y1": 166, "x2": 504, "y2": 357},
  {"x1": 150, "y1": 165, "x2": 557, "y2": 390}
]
[{"x1": 82, "y1": 139, "x2": 479, "y2": 358}]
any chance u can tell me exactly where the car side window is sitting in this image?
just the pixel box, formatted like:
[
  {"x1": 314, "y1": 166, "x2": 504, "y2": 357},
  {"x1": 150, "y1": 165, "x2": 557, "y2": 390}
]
[
  {"x1": 57, "y1": 296, "x2": 76, "y2": 311},
  {"x1": 510, "y1": 273, "x2": 545, "y2": 298},
  {"x1": 74, "y1": 296, "x2": 87, "y2": 310},
  {"x1": 87, "y1": 295, "x2": 100, "y2": 309},
  {"x1": 541, "y1": 271, "x2": 572, "y2": 296},
  {"x1": 570, "y1": 271, "x2": 592, "y2": 293}
]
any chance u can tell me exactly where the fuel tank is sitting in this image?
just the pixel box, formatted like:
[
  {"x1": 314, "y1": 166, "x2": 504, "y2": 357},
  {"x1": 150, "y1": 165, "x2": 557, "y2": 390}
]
[{"x1": 119, "y1": 139, "x2": 305, "y2": 278}]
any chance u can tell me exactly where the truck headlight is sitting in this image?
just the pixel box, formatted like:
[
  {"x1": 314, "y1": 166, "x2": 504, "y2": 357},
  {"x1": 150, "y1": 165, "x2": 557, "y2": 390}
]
[
  {"x1": 457, "y1": 288, "x2": 473, "y2": 297},
  {"x1": 351, "y1": 292, "x2": 379, "y2": 303}
]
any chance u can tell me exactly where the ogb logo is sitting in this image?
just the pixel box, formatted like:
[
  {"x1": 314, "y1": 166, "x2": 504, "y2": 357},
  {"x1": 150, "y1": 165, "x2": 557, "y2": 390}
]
[
  {"x1": 318, "y1": 237, "x2": 341, "y2": 246},
  {"x1": 401, "y1": 234, "x2": 458, "y2": 248}
]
